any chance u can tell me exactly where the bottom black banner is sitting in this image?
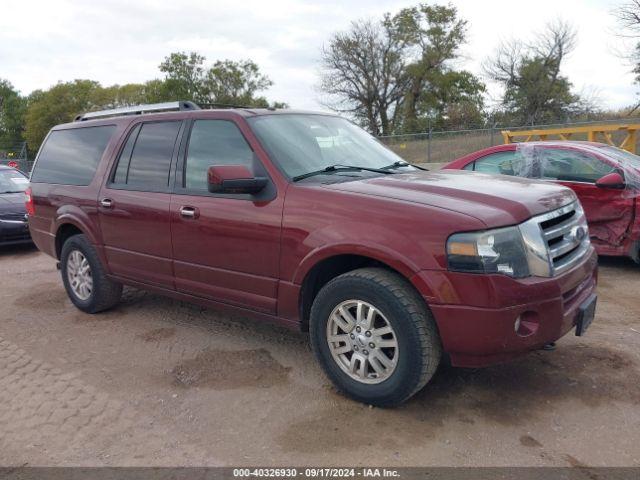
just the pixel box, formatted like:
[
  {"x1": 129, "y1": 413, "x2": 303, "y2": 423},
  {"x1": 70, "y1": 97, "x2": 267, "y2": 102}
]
[{"x1": 0, "y1": 467, "x2": 639, "y2": 480}]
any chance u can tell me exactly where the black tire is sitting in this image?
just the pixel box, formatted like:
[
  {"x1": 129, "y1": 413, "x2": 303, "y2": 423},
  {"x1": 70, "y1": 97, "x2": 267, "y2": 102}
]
[
  {"x1": 60, "y1": 234, "x2": 122, "y2": 313},
  {"x1": 309, "y1": 267, "x2": 441, "y2": 407}
]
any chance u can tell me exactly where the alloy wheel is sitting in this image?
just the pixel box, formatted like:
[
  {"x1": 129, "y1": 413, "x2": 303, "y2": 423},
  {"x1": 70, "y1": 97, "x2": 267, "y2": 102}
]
[
  {"x1": 326, "y1": 299, "x2": 399, "y2": 384},
  {"x1": 66, "y1": 250, "x2": 93, "y2": 301}
]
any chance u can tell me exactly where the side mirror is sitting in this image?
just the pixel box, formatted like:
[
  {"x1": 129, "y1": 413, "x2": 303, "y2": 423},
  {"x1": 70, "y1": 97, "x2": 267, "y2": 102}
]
[
  {"x1": 207, "y1": 165, "x2": 268, "y2": 194},
  {"x1": 595, "y1": 172, "x2": 625, "y2": 189}
]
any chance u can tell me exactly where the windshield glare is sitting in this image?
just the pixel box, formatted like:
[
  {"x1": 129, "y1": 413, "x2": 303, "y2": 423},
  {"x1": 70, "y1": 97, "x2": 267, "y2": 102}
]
[
  {"x1": 599, "y1": 146, "x2": 640, "y2": 169},
  {"x1": 248, "y1": 114, "x2": 409, "y2": 179},
  {"x1": 0, "y1": 169, "x2": 28, "y2": 193}
]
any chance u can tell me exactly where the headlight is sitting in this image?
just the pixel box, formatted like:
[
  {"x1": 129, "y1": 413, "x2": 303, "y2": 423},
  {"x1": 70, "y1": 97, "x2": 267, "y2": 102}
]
[{"x1": 446, "y1": 226, "x2": 530, "y2": 278}]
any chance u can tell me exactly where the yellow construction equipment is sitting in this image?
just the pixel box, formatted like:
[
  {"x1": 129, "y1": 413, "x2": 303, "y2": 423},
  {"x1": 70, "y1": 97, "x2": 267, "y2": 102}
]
[{"x1": 502, "y1": 123, "x2": 640, "y2": 153}]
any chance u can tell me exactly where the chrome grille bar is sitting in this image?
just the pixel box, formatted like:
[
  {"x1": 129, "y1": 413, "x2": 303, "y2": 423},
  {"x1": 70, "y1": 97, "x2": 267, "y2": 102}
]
[
  {"x1": 518, "y1": 200, "x2": 591, "y2": 277},
  {"x1": 542, "y1": 214, "x2": 582, "y2": 240}
]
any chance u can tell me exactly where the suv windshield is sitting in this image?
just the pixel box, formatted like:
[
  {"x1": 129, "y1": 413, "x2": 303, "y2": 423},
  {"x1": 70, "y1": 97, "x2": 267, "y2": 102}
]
[
  {"x1": 0, "y1": 169, "x2": 29, "y2": 193},
  {"x1": 248, "y1": 114, "x2": 414, "y2": 180}
]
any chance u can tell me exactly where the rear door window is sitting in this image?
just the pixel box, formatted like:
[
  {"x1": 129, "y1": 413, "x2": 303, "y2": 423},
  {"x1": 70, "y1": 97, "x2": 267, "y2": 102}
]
[
  {"x1": 110, "y1": 121, "x2": 181, "y2": 191},
  {"x1": 31, "y1": 125, "x2": 116, "y2": 185}
]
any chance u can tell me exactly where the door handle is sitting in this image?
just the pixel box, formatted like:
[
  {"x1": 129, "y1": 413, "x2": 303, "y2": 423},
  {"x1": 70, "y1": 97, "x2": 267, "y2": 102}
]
[
  {"x1": 180, "y1": 206, "x2": 198, "y2": 219},
  {"x1": 100, "y1": 198, "x2": 113, "y2": 208}
]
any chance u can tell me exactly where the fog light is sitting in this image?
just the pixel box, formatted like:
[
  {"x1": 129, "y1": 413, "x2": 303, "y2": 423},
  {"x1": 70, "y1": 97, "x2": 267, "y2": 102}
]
[{"x1": 515, "y1": 311, "x2": 540, "y2": 337}]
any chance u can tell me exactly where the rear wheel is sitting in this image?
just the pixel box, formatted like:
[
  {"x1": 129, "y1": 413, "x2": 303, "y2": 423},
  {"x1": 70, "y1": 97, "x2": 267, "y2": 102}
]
[
  {"x1": 310, "y1": 268, "x2": 441, "y2": 407},
  {"x1": 60, "y1": 234, "x2": 122, "y2": 313}
]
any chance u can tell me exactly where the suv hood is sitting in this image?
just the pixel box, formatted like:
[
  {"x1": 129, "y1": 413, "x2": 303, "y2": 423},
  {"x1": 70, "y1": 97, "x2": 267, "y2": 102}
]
[{"x1": 323, "y1": 170, "x2": 576, "y2": 227}]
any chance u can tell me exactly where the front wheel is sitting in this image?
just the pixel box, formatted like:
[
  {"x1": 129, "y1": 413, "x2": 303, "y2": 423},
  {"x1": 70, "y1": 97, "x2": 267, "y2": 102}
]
[
  {"x1": 60, "y1": 234, "x2": 122, "y2": 313},
  {"x1": 310, "y1": 268, "x2": 441, "y2": 407}
]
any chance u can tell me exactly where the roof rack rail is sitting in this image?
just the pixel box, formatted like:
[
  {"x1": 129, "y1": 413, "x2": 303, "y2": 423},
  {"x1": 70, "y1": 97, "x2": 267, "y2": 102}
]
[
  {"x1": 198, "y1": 102, "x2": 265, "y2": 110},
  {"x1": 74, "y1": 101, "x2": 200, "y2": 121}
]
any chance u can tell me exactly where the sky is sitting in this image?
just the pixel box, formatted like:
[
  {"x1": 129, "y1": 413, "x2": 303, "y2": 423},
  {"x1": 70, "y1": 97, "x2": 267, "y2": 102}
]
[{"x1": 0, "y1": 0, "x2": 636, "y2": 112}]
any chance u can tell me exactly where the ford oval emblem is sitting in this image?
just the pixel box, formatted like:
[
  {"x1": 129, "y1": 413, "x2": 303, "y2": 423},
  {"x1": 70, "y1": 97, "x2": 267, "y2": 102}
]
[{"x1": 571, "y1": 226, "x2": 586, "y2": 241}]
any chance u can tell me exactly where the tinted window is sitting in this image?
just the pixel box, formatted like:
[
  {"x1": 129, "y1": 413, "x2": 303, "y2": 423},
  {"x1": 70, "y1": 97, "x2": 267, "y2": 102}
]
[
  {"x1": 185, "y1": 120, "x2": 254, "y2": 190},
  {"x1": 112, "y1": 124, "x2": 140, "y2": 185},
  {"x1": 0, "y1": 169, "x2": 29, "y2": 193},
  {"x1": 473, "y1": 151, "x2": 521, "y2": 175},
  {"x1": 113, "y1": 121, "x2": 181, "y2": 190},
  {"x1": 540, "y1": 149, "x2": 615, "y2": 183},
  {"x1": 31, "y1": 126, "x2": 116, "y2": 185}
]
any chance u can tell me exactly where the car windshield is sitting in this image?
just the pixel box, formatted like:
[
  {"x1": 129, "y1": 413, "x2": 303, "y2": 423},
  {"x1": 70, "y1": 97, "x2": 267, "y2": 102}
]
[
  {"x1": 247, "y1": 114, "x2": 413, "y2": 179},
  {"x1": 599, "y1": 146, "x2": 640, "y2": 169},
  {"x1": 0, "y1": 169, "x2": 29, "y2": 193}
]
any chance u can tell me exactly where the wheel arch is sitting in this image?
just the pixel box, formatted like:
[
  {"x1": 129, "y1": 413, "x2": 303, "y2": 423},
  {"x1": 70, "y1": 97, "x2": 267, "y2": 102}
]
[
  {"x1": 296, "y1": 247, "x2": 433, "y2": 332},
  {"x1": 53, "y1": 214, "x2": 103, "y2": 263},
  {"x1": 54, "y1": 222, "x2": 85, "y2": 259}
]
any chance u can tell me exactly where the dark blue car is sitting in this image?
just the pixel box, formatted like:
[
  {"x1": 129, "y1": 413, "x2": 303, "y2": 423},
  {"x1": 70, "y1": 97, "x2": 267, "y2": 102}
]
[{"x1": 0, "y1": 166, "x2": 31, "y2": 246}]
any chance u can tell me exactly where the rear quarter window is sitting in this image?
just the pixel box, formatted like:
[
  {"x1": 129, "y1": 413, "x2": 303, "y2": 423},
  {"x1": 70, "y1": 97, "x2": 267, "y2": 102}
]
[{"x1": 31, "y1": 125, "x2": 116, "y2": 185}]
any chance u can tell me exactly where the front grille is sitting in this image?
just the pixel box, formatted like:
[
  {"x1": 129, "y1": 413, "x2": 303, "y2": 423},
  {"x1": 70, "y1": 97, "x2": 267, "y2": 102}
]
[{"x1": 537, "y1": 202, "x2": 591, "y2": 276}]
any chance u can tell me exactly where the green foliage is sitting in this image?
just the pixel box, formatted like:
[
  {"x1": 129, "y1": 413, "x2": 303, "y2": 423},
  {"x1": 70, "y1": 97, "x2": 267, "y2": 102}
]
[
  {"x1": 387, "y1": 4, "x2": 471, "y2": 133},
  {"x1": 17, "y1": 52, "x2": 282, "y2": 152},
  {"x1": 24, "y1": 80, "x2": 103, "y2": 150},
  {"x1": 412, "y1": 70, "x2": 486, "y2": 130},
  {"x1": 206, "y1": 59, "x2": 273, "y2": 106},
  {"x1": 485, "y1": 21, "x2": 582, "y2": 125},
  {"x1": 503, "y1": 57, "x2": 580, "y2": 124},
  {"x1": 159, "y1": 52, "x2": 207, "y2": 102},
  {"x1": 158, "y1": 52, "x2": 279, "y2": 107},
  {"x1": 0, "y1": 79, "x2": 27, "y2": 146},
  {"x1": 321, "y1": 3, "x2": 485, "y2": 134}
]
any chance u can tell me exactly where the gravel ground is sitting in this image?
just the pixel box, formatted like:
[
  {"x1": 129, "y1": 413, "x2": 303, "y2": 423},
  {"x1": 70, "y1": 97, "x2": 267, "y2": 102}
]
[{"x1": 0, "y1": 244, "x2": 639, "y2": 467}]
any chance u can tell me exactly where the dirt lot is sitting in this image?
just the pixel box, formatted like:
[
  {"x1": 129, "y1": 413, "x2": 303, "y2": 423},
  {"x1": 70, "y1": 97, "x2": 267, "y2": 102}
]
[{"x1": 0, "y1": 245, "x2": 639, "y2": 467}]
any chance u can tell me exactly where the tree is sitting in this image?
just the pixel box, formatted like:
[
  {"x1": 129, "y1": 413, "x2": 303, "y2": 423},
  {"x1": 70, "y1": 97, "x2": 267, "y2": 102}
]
[
  {"x1": 387, "y1": 4, "x2": 469, "y2": 132},
  {"x1": 408, "y1": 69, "x2": 485, "y2": 131},
  {"x1": 158, "y1": 52, "x2": 282, "y2": 107},
  {"x1": 21, "y1": 52, "x2": 283, "y2": 152},
  {"x1": 320, "y1": 20, "x2": 408, "y2": 135},
  {"x1": 320, "y1": 3, "x2": 483, "y2": 135},
  {"x1": 613, "y1": 1, "x2": 640, "y2": 110},
  {"x1": 24, "y1": 80, "x2": 106, "y2": 150},
  {"x1": 0, "y1": 79, "x2": 26, "y2": 146},
  {"x1": 206, "y1": 60, "x2": 273, "y2": 106},
  {"x1": 159, "y1": 52, "x2": 208, "y2": 102},
  {"x1": 99, "y1": 80, "x2": 174, "y2": 107},
  {"x1": 484, "y1": 21, "x2": 582, "y2": 125}
]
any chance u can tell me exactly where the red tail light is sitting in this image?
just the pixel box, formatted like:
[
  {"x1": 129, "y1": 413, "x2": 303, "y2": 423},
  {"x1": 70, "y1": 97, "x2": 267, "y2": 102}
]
[{"x1": 25, "y1": 187, "x2": 35, "y2": 216}]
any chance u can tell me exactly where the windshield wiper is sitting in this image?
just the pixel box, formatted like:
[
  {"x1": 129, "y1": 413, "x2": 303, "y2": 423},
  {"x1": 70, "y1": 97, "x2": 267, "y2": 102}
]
[
  {"x1": 292, "y1": 164, "x2": 393, "y2": 182},
  {"x1": 381, "y1": 160, "x2": 427, "y2": 171}
]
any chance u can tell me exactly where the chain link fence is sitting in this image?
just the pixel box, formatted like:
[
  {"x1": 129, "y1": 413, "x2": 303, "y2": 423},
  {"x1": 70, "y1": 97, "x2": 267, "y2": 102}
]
[
  {"x1": 379, "y1": 118, "x2": 640, "y2": 168},
  {"x1": 0, "y1": 142, "x2": 30, "y2": 173}
]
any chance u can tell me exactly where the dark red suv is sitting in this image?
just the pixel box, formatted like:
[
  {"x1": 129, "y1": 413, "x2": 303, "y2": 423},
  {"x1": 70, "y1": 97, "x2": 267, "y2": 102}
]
[{"x1": 27, "y1": 102, "x2": 598, "y2": 406}]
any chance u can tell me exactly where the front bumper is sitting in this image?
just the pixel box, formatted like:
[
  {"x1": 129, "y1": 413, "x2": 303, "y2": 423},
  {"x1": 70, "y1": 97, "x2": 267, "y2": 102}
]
[
  {"x1": 418, "y1": 246, "x2": 598, "y2": 368},
  {"x1": 0, "y1": 218, "x2": 32, "y2": 246}
]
